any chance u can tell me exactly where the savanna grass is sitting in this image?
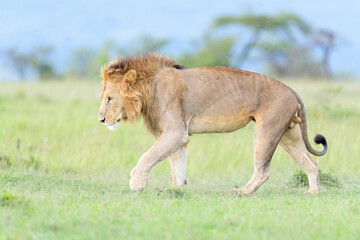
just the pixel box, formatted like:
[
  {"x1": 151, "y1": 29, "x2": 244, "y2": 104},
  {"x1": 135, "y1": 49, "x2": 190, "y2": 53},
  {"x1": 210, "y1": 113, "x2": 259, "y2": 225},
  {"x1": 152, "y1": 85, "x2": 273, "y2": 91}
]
[{"x1": 1, "y1": 80, "x2": 360, "y2": 239}]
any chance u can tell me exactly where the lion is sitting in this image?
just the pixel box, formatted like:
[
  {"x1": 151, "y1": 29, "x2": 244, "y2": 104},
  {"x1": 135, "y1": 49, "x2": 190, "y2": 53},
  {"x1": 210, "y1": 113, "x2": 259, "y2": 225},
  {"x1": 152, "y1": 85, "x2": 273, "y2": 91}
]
[{"x1": 98, "y1": 53, "x2": 327, "y2": 195}]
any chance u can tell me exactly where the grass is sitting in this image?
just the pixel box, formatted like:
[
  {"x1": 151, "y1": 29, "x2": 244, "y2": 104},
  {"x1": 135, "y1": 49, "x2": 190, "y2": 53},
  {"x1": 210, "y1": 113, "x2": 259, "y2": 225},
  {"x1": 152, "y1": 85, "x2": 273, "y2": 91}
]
[
  {"x1": 290, "y1": 169, "x2": 342, "y2": 187},
  {"x1": 1, "y1": 80, "x2": 360, "y2": 239}
]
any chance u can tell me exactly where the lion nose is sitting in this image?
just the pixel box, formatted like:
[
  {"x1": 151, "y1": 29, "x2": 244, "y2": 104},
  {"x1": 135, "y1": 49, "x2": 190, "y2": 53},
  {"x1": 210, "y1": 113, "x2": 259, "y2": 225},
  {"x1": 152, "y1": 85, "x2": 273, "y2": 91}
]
[{"x1": 98, "y1": 112, "x2": 105, "y2": 123}]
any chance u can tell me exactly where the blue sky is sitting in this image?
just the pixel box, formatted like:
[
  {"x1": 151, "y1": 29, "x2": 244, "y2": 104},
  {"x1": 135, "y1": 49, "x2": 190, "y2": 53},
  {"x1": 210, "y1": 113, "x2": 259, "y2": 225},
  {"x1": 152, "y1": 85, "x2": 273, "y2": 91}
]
[{"x1": 1, "y1": 0, "x2": 360, "y2": 78}]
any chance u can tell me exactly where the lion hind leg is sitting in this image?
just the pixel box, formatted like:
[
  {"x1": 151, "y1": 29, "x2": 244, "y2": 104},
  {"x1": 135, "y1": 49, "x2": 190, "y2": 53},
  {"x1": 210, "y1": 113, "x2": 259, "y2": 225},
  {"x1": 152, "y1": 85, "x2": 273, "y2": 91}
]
[
  {"x1": 280, "y1": 124, "x2": 320, "y2": 194},
  {"x1": 169, "y1": 146, "x2": 187, "y2": 187},
  {"x1": 232, "y1": 122, "x2": 285, "y2": 196}
]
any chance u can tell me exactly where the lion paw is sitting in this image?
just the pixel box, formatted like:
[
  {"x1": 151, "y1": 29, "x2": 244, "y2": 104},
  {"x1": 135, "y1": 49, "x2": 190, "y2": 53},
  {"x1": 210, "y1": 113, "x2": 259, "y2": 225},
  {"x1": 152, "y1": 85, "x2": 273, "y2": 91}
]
[
  {"x1": 129, "y1": 168, "x2": 148, "y2": 192},
  {"x1": 231, "y1": 188, "x2": 252, "y2": 196}
]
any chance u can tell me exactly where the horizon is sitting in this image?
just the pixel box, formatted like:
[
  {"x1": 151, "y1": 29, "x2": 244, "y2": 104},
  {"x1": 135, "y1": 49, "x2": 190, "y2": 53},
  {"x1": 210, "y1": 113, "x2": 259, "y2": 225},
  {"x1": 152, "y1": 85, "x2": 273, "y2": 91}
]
[{"x1": 1, "y1": 0, "x2": 359, "y2": 80}]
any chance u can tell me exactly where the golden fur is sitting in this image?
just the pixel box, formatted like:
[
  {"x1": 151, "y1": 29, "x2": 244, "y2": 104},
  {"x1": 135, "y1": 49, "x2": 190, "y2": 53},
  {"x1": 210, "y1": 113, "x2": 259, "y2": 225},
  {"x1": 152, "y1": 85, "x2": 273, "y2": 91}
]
[{"x1": 98, "y1": 53, "x2": 327, "y2": 195}]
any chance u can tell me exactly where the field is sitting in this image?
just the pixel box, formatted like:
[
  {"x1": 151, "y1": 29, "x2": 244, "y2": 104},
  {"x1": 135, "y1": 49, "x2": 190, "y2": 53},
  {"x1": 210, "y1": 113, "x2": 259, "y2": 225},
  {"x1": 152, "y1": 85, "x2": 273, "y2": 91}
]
[{"x1": 1, "y1": 80, "x2": 360, "y2": 239}]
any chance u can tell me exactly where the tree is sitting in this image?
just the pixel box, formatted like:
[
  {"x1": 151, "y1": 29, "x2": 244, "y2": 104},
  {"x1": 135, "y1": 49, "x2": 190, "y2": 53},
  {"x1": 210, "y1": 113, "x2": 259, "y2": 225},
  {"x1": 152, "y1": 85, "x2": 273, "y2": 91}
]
[
  {"x1": 29, "y1": 46, "x2": 57, "y2": 79},
  {"x1": 4, "y1": 46, "x2": 57, "y2": 80},
  {"x1": 178, "y1": 37, "x2": 235, "y2": 68},
  {"x1": 131, "y1": 35, "x2": 169, "y2": 54},
  {"x1": 65, "y1": 35, "x2": 170, "y2": 80},
  {"x1": 213, "y1": 12, "x2": 312, "y2": 68},
  {"x1": 65, "y1": 48, "x2": 98, "y2": 79},
  {"x1": 312, "y1": 29, "x2": 336, "y2": 79},
  {"x1": 4, "y1": 48, "x2": 32, "y2": 80},
  {"x1": 257, "y1": 40, "x2": 324, "y2": 78}
]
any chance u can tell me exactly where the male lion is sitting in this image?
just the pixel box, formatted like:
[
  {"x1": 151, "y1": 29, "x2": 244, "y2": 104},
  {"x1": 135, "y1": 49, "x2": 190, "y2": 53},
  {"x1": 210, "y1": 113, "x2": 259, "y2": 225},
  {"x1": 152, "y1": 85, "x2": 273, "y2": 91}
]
[{"x1": 98, "y1": 53, "x2": 327, "y2": 195}]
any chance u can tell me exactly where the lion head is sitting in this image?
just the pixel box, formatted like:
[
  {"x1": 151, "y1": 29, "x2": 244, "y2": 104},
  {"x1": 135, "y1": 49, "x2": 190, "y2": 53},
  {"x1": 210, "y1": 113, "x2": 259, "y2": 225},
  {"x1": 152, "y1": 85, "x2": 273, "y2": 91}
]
[
  {"x1": 98, "y1": 63, "x2": 142, "y2": 131},
  {"x1": 98, "y1": 54, "x2": 183, "y2": 134}
]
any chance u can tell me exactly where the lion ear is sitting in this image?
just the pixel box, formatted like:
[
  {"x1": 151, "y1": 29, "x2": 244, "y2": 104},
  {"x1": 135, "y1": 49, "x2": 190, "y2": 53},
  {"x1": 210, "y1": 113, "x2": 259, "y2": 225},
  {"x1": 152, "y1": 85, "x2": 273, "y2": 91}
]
[
  {"x1": 107, "y1": 68, "x2": 115, "y2": 75},
  {"x1": 124, "y1": 70, "x2": 137, "y2": 87}
]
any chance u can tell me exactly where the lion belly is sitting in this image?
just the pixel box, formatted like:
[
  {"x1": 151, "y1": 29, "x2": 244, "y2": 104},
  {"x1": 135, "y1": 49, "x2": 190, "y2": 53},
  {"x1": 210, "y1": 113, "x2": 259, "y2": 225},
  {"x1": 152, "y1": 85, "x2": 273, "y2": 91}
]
[{"x1": 188, "y1": 114, "x2": 252, "y2": 134}]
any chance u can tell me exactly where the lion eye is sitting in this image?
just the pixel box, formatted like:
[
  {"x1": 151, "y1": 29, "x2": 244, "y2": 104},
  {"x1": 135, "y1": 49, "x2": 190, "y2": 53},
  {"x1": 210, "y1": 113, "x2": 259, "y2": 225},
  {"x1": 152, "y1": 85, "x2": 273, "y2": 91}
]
[{"x1": 107, "y1": 97, "x2": 112, "y2": 103}]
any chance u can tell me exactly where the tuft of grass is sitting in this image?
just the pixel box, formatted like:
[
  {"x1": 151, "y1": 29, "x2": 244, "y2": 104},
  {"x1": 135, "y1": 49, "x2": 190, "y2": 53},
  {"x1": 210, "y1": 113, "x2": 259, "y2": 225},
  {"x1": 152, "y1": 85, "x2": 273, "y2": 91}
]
[
  {"x1": 157, "y1": 187, "x2": 190, "y2": 199},
  {"x1": 0, "y1": 189, "x2": 27, "y2": 207},
  {"x1": 0, "y1": 172, "x2": 19, "y2": 186},
  {"x1": 291, "y1": 169, "x2": 342, "y2": 188},
  {"x1": 0, "y1": 153, "x2": 12, "y2": 167},
  {"x1": 2, "y1": 139, "x2": 42, "y2": 170}
]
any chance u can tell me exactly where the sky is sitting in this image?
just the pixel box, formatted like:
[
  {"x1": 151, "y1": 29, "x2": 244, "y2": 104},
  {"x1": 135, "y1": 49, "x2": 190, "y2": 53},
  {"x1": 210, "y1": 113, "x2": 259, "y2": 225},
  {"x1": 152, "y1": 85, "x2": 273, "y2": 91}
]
[{"x1": 1, "y1": 0, "x2": 360, "y2": 79}]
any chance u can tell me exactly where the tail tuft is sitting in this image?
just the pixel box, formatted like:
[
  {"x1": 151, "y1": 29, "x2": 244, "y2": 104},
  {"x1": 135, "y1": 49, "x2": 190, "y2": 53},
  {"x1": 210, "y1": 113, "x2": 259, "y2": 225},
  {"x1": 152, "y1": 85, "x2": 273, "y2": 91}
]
[
  {"x1": 313, "y1": 134, "x2": 328, "y2": 156},
  {"x1": 314, "y1": 134, "x2": 327, "y2": 145}
]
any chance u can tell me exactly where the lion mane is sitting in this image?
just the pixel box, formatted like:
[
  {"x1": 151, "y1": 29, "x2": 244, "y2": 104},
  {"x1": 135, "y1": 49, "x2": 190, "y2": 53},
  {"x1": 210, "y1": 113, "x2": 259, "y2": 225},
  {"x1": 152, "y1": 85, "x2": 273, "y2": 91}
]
[{"x1": 101, "y1": 53, "x2": 184, "y2": 135}]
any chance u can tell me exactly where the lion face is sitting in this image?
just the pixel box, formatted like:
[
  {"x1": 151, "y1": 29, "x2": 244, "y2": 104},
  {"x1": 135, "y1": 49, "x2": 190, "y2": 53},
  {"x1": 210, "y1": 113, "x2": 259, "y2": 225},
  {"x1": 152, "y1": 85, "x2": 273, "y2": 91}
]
[
  {"x1": 98, "y1": 69, "x2": 140, "y2": 131},
  {"x1": 98, "y1": 80, "x2": 127, "y2": 131}
]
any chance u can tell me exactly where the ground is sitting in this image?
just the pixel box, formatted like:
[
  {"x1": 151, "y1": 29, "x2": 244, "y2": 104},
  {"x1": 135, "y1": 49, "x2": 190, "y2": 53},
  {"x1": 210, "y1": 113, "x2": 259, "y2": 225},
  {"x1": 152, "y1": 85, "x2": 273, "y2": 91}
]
[{"x1": 0, "y1": 80, "x2": 359, "y2": 239}]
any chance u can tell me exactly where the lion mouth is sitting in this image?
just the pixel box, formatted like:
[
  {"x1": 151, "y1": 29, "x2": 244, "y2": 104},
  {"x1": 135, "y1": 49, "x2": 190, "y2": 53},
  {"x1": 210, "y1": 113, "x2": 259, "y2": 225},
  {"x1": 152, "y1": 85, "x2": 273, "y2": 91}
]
[{"x1": 107, "y1": 121, "x2": 120, "y2": 131}]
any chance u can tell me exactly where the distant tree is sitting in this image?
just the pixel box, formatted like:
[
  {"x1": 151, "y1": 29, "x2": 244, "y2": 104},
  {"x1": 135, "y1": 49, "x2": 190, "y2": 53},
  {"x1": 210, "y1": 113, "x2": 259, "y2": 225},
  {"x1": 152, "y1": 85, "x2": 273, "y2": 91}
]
[
  {"x1": 312, "y1": 29, "x2": 336, "y2": 79},
  {"x1": 65, "y1": 48, "x2": 98, "y2": 79},
  {"x1": 29, "y1": 46, "x2": 57, "y2": 79},
  {"x1": 254, "y1": 29, "x2": 336, "y2": 79},
  {"x1": 130, "y1": 35, "x2": 170, "y2": 54},
  {"x1": 101, "y1": 40, "x2": 125, "y2": 59},
  {"x1": 88, "y1": 47, "x2": 111, "y2": 77},
  {"x1": 257, "y1": 40, "x2": 324, "y2": 78},
  {"x1": 4, "y1": 46, "x2": 57, "y2": 80},
  {"x1": 66, "y1": 41, "x2": 126, "y2": 79},
  {"x1": 65, "y1": 35, "x2": 170, "y2": 80},
  {"x1": 213, "y1": 12, "x2": 312, "y2": 68},
  {"x1": 4, "y1": 48, "x2": 32, "y2": 80},
  {"x1": 178, "y1": 37, "x2": 235, "y2": 68}
]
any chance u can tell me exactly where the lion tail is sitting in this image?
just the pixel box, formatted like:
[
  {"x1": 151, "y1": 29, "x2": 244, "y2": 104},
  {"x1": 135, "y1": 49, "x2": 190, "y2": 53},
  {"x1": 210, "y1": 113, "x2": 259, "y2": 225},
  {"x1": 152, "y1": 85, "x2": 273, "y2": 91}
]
[{"x1": 291, "y1": 90, "x2": 328, "y2": 156}]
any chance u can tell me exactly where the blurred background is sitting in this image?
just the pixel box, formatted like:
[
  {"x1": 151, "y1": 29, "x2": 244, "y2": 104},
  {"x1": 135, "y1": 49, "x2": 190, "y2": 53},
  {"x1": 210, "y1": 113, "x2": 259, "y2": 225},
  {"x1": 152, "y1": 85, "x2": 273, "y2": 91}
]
[{"x1": 1, "y1": 0, "x2": 360, "y2": 81}]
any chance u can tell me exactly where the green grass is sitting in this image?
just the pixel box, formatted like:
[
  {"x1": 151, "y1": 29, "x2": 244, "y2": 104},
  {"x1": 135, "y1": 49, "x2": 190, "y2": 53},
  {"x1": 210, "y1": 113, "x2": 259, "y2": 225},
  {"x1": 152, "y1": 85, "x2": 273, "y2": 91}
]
[
  {"x1": 290, "y1": 169, "x2": 342, "y2": 188},
  {"x1": 1, "y1": 80, "x2": 360, "y2": 239}
]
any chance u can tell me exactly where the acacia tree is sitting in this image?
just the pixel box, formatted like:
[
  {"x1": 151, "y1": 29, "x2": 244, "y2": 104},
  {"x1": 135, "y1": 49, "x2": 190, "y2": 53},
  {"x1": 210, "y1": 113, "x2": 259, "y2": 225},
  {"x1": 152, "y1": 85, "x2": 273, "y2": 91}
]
[
  {"x1": 29, "y1": 46, "x2": 56, "y2": 79},
  {"x1": 65, "y1": 48, "x2": 98, "y2": 79},
  {"x1": 178, "y1": 37, "x2": 235, "y2": 68},
  {"x1": 4, "y1": 46, "x2": 57, "y2": 80},
  {"x1": 131, "y1": 35, "x2": 169, "y2": 54},
  {"x1": 4, "y1": 48, "x2": 32, "y2": 80},
  {"x1": 212, "y1": 12, "x2": 312, "y2": 68},
  {"x1": 256, "y1": 40, "x2": 324, "y2": 78},
  {"x1": 313, "y1": 29, "x2": 336, "y2": 79}
]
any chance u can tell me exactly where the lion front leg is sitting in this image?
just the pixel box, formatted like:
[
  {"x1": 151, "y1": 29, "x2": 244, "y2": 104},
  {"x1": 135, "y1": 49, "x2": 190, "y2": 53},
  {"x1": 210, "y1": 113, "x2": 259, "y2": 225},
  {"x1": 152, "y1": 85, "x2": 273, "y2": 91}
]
[
  {"x1": 129, "y1": 132, "x2": 189, "y2": 191},
  {"x1": 129, "y1": 165, "x2": 149, "y2": 191},
  {"x1": 169, "y1": 146, "x2": 187, "y2": 188}
]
